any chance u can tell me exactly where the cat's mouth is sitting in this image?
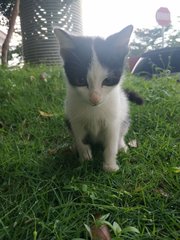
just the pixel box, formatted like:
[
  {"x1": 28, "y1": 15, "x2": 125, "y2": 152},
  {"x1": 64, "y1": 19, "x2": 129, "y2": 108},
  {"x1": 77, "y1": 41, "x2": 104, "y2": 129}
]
[
  {"x1": 89, "y1": 100, "x2": 104, "y2": 107},
  {"x1": 90, "y1": 102, "x2": 101, "y2": 107},
  {"x1": 89, "y1": 91, "x2": 102, "y2": 106}
]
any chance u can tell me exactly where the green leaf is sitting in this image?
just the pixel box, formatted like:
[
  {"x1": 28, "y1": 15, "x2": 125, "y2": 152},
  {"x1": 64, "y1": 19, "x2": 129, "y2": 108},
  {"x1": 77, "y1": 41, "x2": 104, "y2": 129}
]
[
  {"x1": 112, "y1": 221, "x2": 122, "y2": 236},
  {"x1": 95, "y1": 213, "x2": 111, "y2": 227},
  {"x1": 122, "y1": 226, "x2": 140, "y2": 234},
  {"x1": 84, "y1": 224, "x2": 92, "y2": 239},
  {"x1": 99, "y1": 213, "x2": 110, "y2": 222},
  {"x1": 171, "y1": 167, "x2": 180, "y2": 173}
]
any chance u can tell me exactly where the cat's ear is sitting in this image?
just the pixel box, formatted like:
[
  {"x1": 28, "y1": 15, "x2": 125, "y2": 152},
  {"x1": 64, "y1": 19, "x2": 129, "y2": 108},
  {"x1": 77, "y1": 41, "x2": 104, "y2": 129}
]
[
  {"x1": 54, "y1": 27, "x2": 74, "y2": 49},
  {"x1": 106, "y1": 25, "x2": 133, "y2": 48}
]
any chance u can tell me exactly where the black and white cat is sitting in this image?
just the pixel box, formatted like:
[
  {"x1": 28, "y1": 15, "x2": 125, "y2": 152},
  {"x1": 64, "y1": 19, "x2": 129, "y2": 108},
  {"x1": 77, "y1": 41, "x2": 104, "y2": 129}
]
[{"x1": 54, "y1": 25, "x2": 136, "y2": 172}]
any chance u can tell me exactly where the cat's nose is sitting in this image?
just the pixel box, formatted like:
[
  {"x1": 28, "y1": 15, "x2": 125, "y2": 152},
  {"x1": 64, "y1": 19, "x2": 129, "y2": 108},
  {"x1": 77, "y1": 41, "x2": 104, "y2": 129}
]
[{"x1": 89, "y1": 91, "x2": 101, "y2": 106}]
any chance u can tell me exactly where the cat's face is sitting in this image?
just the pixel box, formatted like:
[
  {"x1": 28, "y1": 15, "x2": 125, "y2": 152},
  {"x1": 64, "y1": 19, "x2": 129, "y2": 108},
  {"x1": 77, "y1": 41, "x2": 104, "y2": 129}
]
[{"x1": 54, "y1": 25, "x2": 133, "y2": 106}]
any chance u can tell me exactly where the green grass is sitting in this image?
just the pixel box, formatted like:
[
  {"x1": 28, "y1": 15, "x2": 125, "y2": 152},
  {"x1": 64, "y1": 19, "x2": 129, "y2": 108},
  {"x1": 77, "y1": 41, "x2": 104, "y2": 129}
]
[{"x1": 0, "y1": 66, "x2": 180, "y2": 240}]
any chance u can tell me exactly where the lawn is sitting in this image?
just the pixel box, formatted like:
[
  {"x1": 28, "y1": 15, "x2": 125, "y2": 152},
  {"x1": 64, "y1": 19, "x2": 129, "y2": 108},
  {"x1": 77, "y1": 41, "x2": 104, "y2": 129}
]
[{"x1": 0, "y1": 66, "x2": 179, "y2": 240}]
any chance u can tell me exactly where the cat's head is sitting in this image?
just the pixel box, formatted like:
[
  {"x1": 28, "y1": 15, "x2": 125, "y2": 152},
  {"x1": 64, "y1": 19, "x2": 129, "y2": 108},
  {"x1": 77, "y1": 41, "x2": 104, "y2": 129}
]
[{"x1": 54, "y1": 25, "x2": 133, "y2": 106}]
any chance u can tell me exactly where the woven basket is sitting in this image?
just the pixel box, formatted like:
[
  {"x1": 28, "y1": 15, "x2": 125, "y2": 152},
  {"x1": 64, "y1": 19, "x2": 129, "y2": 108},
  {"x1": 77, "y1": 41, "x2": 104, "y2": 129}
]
[{"x1": 20, "y1": 0, "x2": 82, "y2": 64}]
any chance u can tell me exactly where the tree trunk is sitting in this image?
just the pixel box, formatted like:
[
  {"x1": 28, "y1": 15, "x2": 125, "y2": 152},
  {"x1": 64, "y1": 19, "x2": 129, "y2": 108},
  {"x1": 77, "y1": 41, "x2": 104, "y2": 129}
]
[{"x1": 1, "y1": 0, "x2": 20, "y2": 66}]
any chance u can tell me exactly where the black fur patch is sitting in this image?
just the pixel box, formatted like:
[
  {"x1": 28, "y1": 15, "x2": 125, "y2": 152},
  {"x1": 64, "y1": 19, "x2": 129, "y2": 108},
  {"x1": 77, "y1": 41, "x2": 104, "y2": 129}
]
[
  {"x1": 94, "y1": 37, "x2": 127, "y2": 86},
  {"x1": 61, "y1": 36, "x2": 93, "y2": 87},
  {"x1": 124, "y1": 89, "x2": 144, "y2": 105},
  {"x1": 94, "y1": 37, "x2": 127, "y2": 71}
]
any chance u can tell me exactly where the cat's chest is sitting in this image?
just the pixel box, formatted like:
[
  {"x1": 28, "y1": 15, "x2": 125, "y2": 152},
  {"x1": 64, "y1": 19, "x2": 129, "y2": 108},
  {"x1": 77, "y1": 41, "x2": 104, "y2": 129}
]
[
  {"x1": 68, "y1": 104, "x2": 108, "y2": 137},
  {"x1": 80, "y1": 109, "x2": 107, "y2": 140},
  {"x1": 79, "y1": 106, "x2": 106, "y2": 128}
]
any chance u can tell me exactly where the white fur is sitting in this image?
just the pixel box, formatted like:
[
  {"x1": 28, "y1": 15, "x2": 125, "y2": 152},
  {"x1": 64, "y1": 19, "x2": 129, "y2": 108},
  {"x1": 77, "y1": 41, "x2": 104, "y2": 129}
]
[{"x1": 65, "y1": 49, "x2": 129, "y2": 172}]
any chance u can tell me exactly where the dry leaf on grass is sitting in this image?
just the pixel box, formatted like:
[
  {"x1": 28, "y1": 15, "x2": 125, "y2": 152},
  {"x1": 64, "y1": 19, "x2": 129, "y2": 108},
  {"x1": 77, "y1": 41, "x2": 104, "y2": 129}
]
[
  {"x1": 30, "y1": 75, "x2": 36, "y2": 81},
  {"x1": 128, "y1": 139, "x2": 138, "y2": 148},
  {"x1": 155, "y1": 188, "x2": 169, "y2": 197},
  {"x1": 39, "y1": 110, "x2": 54, "y2": 117},
  {"x1": 39, "y1": 72, "x2": 48, "y2": 82},
  {"x1": 48, "y1": 147, "x2": 73, "y2": 156},
  {"x1": 48, "y1": 148, "x2": 59, "y2": 155}
]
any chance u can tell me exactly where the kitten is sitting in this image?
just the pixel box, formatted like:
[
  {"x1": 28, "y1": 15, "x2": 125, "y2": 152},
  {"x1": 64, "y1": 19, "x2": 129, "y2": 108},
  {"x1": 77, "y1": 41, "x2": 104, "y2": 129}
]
[{"x1": 54, "y1": 25, "x2": 134, "y2": 172}]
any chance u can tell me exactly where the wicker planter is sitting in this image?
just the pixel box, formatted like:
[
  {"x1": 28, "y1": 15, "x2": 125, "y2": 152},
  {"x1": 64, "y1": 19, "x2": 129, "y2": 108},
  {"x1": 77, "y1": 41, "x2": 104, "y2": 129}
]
[{"x1": 20, "y1": 0, "x2": 82, "y2": 65}]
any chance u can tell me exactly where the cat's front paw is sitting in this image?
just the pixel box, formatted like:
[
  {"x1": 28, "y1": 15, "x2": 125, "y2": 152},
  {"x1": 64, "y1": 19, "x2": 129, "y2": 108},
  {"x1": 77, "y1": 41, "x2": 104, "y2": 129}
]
[
  {"x1": 103, "y1": 162, "x2": 119, "y2": 172},
  {"x1": 78, "y1": 144, "x2": 92, "y2": 162}
]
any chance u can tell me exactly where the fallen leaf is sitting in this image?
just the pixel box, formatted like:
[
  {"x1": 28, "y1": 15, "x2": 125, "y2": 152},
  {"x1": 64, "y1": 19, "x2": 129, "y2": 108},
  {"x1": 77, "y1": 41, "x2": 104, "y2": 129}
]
[
  {"x1": 128, "y1": 139, "x2": 138, "y2": 148},
  {"x1": 48, "y1": 147, "x2": 74, "y2": 156},
  {"x1": 155, "y1": 188, "x2": 169, "y2": 197},
  {"x1": 48, "y1": 148, "x2": 58, "y2": 155},
  {"x1": 30, "y1": 75, "x2": 35, "y2": 81},
  {"x1": 40, "y1": 72, "x2": 48, "y2": 82},
  {"x1": 39, "y1": 110, "x2": 54, "y2": 117}
]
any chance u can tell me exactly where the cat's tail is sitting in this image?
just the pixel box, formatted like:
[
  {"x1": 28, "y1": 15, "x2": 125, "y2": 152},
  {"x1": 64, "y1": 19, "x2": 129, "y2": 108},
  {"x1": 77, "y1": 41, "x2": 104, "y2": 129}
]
[{"x1": 124, "y1": 89, "x2": 144, "y2": 105}]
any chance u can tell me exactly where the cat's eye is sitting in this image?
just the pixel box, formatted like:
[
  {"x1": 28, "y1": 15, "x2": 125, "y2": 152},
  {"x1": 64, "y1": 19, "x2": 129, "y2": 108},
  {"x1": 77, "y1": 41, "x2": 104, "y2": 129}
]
[
  {"x1": 102, "y1": 77, "x2": 119, "y2": 86},
  {"x1": 77, "y1": 77, "x2": 88, "y2": 87}
]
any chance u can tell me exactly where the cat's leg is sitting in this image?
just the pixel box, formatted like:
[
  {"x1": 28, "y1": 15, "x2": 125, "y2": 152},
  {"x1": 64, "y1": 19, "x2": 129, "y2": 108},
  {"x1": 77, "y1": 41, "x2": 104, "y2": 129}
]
[
  {"x1": 71, "y1": 122, "x2": 92, "y2": 161},
  {"x1": 103, "y1": 125, "x2": 120, "y2": 172},
  {"x1": 118, "y1": 119, "x2": 129, "y2": 152}
]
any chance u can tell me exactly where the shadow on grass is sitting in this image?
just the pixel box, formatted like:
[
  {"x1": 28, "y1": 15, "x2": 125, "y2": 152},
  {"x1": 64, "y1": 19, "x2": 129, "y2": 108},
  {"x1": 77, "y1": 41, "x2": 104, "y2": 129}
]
[{"x1": 41, "y1": 145, "x2": 104, "y2": 180}]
